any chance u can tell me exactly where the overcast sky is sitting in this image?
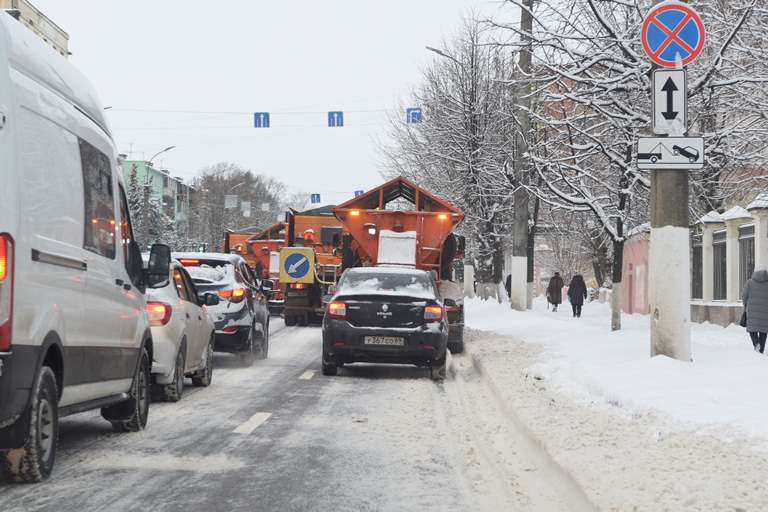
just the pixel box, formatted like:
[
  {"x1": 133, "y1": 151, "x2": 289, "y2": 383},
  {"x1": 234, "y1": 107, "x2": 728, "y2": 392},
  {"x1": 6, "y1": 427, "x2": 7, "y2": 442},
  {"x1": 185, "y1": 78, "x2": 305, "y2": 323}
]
[{"x1": 34, "y1": 0, "x2": 504, "y2": 197}]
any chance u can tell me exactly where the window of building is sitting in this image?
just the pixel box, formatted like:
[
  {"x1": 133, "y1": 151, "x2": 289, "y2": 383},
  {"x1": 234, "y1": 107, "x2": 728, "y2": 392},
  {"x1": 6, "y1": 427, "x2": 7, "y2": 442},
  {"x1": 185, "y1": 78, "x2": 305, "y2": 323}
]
[
  {"x1": 739, "y1": 225, "x2": 755, "y2": 298},
  {"x1": 691, "y1": 236, "x2": 703, "y2": 299},
  {"x1": 79, "y1": 139, "x2": 116, "y2": 259},
  {"x1": 713, "y1": 230, "x2": 727, "y2": 300}
]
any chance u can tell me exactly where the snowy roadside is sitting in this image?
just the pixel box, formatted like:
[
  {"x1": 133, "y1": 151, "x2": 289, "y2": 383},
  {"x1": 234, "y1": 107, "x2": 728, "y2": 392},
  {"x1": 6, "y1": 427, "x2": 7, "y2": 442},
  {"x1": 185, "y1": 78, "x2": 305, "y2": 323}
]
[
  {"x1": 465, "y1": 297, "x2": 767, "y2": 442},
  {"x1": 462, "y1": 328, "x2": 768, "y2": 511},
  {"x1": 461, "y1": 298, "x2": 768, "y2": 510}
]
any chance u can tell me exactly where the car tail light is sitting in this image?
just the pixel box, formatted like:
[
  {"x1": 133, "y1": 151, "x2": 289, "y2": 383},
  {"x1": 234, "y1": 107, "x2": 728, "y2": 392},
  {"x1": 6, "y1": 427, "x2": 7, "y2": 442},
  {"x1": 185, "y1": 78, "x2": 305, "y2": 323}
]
[
  {"x1": 219, "y1": 287, "x2": 247, "y2": 303},
  {"x1": 289, "y1": 283, "x2": 306, "y2": 290},
  {"x1": 327, "y1": 301, "x2": 346, "y2": 320},
  {"x1": 0, "y1": 234, "x2": 14, "y2": 352},
  {"x1": 146, "y1": 302, "x2": 172, "y2": 327},
  {"x1": 179, "y1": 258, "x2": 200, "y2": 266},
  {"x1": 424, "y1": 305, "x2": 444, "y2": 322}
]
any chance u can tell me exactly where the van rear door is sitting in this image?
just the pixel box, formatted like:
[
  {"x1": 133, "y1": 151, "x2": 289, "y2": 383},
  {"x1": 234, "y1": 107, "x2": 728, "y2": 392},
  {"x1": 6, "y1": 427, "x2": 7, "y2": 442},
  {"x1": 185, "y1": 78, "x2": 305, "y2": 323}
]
[{"x1": 0, "y1": 17, "x2": 17, "y2": 239}]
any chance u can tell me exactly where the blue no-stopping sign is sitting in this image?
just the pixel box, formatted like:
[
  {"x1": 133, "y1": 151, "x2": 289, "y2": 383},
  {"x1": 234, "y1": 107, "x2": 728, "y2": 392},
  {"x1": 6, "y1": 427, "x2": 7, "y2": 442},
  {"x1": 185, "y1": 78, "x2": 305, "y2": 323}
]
[{"x1": 641, "y1": 2, "x2": 705, "y2": 68}]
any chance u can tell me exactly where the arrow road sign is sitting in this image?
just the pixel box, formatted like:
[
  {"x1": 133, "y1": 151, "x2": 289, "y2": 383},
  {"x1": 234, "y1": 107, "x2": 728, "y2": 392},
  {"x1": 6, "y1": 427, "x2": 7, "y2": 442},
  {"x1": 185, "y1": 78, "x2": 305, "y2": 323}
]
[
  {"x1": 284, "y1": 252, "x2": 310, "y2": 279},
  {"x1": 637, "y1": 137, "x2": 704, "y2": 170},
  {"x1": 328, "y1": 111, "x2": 344, "y2": 128},
  {"x1": 254, "y1": 112, "x2": 270, "y2": 128},
  {"x1": 653, "y1": 69, "x2": 687, "y2": 136},
  {"x1": 641, "y1": 2, "x2": 705, "y2": 68}
]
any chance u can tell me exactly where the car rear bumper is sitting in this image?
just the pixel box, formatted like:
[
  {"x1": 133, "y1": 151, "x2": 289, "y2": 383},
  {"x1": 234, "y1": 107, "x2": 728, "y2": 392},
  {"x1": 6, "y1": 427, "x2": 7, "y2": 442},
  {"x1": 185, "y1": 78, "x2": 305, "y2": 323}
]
[
  {"x1": 150, "y1": 326, "x2": 181, "y2": 384},
  {"x1": 214, "y1": 327, "x2": 251, "y2": 354},
  {"x1": 0, "y1": 345, "x2": 40, "y2": 449},
  {"x1": 323, "y1": 321, "x2": 447, "y2": 365}
]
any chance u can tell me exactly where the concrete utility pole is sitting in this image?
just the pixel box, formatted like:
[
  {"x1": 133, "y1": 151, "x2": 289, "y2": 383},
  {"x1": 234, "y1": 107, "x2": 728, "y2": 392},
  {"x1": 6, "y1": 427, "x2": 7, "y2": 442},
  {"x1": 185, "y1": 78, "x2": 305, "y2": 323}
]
[
  {"x1": 641, "y1": 0, "x2": 705, "y2": 361},
  {"x1": 510, "y1": 0, "x2": 533, "y2": 311}
]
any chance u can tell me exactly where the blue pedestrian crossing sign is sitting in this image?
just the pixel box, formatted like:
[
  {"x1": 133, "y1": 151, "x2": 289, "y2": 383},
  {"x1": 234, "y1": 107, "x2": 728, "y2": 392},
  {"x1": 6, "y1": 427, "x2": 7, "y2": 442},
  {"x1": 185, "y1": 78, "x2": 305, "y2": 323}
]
[
  {"x1": 279, "y1": 248, "x2": 316, "y2": 284},
  {"x1": 328, "y1": 111, "x2": 344, "y2": 127},
  {"x1": 406, "y1": 108, "x2": 423, "y2": 124},
  {"x1": 310, "y1": 193, "x2": 321, "y2": 204},
  {"x1": 354, "y1": 190, "x2": 365, "y2": 197},
  {"x1": 641, "y1": 2, "x2": 705, "y2": 68},
  {"x1": 253, "y1": 112, "x2": 270, "y2": 128}
]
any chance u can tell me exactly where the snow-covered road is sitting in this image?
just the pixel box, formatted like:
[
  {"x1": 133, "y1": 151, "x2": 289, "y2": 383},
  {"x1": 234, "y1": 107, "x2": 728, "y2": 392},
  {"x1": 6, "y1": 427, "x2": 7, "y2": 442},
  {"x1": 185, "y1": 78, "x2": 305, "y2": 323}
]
[{"x1": 0, "y1": 321, "x2": 594, "y2": 512}]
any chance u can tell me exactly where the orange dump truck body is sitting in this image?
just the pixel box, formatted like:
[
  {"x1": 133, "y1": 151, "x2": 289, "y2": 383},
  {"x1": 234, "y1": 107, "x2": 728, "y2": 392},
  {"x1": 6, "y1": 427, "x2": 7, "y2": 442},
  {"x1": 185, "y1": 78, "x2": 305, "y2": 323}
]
[{"x1": 333, "y1": 176, "x2": 464, "y2": 279}]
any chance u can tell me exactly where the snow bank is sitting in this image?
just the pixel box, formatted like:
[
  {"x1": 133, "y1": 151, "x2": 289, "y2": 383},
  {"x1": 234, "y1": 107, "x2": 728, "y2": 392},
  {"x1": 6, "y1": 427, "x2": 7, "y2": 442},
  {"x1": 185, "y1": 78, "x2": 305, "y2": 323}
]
[{"x1": 465, "y1": 297, "x2": 767, "y2": 441}]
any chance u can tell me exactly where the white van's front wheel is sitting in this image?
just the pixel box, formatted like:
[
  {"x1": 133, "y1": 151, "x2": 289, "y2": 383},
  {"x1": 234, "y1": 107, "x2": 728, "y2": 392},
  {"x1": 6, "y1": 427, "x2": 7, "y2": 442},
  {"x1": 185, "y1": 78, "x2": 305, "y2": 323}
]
[{"x1": 0, "y1": 366, "x2": 59, "y2": 483}]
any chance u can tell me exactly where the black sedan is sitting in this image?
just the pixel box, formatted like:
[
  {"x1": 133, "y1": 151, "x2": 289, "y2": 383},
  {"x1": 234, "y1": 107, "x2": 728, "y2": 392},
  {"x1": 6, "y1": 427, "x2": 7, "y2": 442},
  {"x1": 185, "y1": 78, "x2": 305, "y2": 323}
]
[{"x1": 321, "y1": 267, "x2": 449, "y2": 380}]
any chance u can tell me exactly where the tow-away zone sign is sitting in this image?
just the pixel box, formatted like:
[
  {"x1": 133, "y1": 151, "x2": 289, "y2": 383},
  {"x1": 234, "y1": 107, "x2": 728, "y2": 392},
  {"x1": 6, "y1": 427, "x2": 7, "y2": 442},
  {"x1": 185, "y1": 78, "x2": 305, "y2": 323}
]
[{"x1": 637, "y1": 137, "x2": 704, "y2": 170}]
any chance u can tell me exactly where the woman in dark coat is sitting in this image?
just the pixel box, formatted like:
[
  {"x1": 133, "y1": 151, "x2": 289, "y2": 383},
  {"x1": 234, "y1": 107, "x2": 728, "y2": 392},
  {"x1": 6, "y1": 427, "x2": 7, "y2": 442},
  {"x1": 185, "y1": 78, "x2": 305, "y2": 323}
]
[
  {"x1": 567, "y1": 274, "x2": 588, "y2": 318},
  {"x1": 742, "y1": 266, "x2": 768, "y2": 353},
  {"x1": 546, "y1": 272, "x2": 565, "y2": 312}
]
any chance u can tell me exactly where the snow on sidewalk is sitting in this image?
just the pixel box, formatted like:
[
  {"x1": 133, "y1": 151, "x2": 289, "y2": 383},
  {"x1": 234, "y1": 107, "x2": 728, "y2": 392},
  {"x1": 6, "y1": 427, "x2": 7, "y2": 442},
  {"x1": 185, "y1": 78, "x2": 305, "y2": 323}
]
[{"x1": 465, "y1": 297, "x2": 767, "y2": 442}]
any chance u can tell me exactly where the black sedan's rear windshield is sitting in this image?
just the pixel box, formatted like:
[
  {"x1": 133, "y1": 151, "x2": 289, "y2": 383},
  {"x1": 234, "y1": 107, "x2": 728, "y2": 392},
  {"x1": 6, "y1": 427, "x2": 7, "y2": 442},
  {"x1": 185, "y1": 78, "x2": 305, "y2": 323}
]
[{"x1": 338, "y1": 271, "x2": 436, "y2": 299}]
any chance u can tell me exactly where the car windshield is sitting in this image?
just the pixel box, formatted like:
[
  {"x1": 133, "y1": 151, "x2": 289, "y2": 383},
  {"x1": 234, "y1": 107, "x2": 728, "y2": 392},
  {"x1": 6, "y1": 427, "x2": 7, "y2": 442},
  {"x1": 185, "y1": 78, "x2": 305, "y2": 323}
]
[{"x1": 338, "y1": 270, "x2": 435, "y2": 299}]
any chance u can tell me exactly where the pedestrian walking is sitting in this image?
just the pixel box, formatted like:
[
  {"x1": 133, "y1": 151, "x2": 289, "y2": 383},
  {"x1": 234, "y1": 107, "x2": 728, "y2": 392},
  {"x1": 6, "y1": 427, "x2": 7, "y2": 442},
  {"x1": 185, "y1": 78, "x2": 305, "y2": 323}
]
[
  {"x1": 567, "y1": 274, "x2": 588, "y2": 318},
  {"x1": 742, "y1": 265, "x2": 768, "y2": 353},
  {"x1": 546, "y1": 272, "x2": 565, "y2": 312}
]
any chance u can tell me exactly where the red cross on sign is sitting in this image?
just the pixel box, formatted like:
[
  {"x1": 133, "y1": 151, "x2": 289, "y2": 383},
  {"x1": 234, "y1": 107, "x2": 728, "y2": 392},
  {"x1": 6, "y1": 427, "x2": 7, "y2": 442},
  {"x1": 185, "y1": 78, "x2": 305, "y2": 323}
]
[{"x1": 641, "y1": 2, "x2": 705, "y2": 68}]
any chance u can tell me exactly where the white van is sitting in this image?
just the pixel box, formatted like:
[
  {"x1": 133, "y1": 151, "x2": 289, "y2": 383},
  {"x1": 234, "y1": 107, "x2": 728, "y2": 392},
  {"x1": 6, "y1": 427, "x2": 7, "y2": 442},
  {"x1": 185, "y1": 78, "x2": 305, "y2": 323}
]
[{"x1": 0, "y1": 13, "x2": 170, "y2": 482}]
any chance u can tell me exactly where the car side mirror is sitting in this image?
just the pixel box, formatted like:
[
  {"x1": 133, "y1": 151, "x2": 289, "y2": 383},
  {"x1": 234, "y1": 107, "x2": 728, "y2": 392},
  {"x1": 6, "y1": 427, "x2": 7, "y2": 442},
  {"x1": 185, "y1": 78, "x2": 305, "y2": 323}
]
[
  {"x1": 260, "y1": 280, "x2": 274, "y2": 292},
  {"x1": 146, "y1": 244, "x2": 171, "y2": 288},
  {"x1": 200, "y1": 293, "x2": 220, "y2": 306},
  {"x1": 128, "y1": 240, "x2": 146, "y2": 293},
  {"x1": 444, "y1": 298, "x2": 457, "y2": 308}
]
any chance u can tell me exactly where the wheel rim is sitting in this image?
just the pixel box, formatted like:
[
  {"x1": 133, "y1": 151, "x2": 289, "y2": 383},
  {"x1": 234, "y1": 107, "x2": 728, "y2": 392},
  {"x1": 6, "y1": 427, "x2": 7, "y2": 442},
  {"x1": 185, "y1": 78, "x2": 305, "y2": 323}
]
[{"x1": 38, "y1": 398, "x2": 54, "y2": 462}]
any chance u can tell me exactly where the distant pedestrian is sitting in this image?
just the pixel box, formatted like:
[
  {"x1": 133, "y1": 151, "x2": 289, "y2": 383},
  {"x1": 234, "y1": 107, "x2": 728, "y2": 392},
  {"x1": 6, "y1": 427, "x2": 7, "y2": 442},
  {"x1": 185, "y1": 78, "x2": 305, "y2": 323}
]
[
  {"x1": 567, "y1": 274, "x2": 588, "y2": 318},
  {"x1": 546, "y1": 272, "x2": 565, "y2": 312},
  {"x1": 742, "y1": 265, "x2": 768, "y2": 353},
  {"x1": 505, "y1": 274, "x2": 512, "y2": 300}
]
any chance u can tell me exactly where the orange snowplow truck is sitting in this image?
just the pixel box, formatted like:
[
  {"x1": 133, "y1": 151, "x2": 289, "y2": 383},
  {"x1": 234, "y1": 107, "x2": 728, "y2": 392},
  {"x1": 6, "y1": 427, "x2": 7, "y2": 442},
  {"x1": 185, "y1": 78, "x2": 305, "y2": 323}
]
[
  {"x1": 333, "y1": 176, "x2": 467, "y2": 353},
  {"x1": 281, "y1": 205, "x2": 345, "y2": 326},
  {"x1": 223, "y1": 222, "x2": 286, "y2": 314}
]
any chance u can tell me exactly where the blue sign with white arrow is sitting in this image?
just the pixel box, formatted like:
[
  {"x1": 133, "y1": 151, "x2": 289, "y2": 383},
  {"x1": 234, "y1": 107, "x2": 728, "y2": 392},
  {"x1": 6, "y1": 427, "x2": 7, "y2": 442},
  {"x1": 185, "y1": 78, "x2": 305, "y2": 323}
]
[
  {"x1": 328, "y1": 111, "x2": 344, "y2": 127},
  {"x1": 254, "y1": 112, "x2": 270, "y2": 128},
  {"x1": 284, "y1": 252, "x2": 311, "y2": 279}
]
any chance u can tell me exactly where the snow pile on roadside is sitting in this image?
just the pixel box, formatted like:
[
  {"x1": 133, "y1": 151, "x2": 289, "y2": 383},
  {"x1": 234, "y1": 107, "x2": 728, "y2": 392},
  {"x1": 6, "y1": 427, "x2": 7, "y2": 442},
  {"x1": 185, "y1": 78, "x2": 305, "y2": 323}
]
[{"x1": 465, "y1": 297, "x2": 767, "y2": 441}]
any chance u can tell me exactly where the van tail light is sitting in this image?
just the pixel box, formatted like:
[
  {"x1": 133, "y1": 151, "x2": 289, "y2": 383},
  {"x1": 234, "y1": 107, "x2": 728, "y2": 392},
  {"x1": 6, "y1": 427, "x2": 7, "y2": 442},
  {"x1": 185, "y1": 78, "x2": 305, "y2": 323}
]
[
  {"x1": 424, "y1": 305, "x2": 444, "y2": 323},
  {"x1": 327, "y1": 301, "x2": 347, "y2": 320},
  {"x1": 0, "y1": 234, "x2": 14, "y2": 352},
  {"x1": 146, "y1": 302, "x2": 172, "y2": 327},
  {"x1": 219, "y1": 287, "x2": 247, "y2": 303}
]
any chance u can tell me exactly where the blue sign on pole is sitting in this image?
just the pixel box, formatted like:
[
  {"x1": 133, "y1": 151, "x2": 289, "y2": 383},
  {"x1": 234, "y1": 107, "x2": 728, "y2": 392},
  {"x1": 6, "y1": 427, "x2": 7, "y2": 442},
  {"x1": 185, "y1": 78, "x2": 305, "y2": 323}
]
[
  {"x1": 406, "y1": 108, "x2": 423, "y2": 124},
  {"x1": 284, "y1": 252, "x2": 311, "y2": 279},
  {"x1": 253, "y1": 112, "x2": 270, "y2": 128},
  {"x1": 328, "y1": 111, "x2": 344, "y2": 127},
  {"x1": 310, "y1": 193, "x2": 321, "y2": 204},
  {"x1": 354, "y1": 190, "x2": 365, "y2": 197}
]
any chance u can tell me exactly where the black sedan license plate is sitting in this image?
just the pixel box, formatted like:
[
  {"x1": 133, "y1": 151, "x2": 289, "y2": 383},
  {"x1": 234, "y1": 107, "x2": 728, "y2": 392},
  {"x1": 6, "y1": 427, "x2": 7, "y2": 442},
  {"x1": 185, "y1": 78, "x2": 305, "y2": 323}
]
[{"x1": 364, "y1": 336, "x2": 405, "y2": 346}]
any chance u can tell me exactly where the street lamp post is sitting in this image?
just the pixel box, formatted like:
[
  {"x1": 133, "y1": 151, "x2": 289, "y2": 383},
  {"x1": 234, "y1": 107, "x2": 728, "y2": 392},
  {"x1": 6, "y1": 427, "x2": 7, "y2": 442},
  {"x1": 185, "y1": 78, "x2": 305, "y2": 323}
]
[{"x1": 147, "y1": 145, "x2": 176, "y2": 166}]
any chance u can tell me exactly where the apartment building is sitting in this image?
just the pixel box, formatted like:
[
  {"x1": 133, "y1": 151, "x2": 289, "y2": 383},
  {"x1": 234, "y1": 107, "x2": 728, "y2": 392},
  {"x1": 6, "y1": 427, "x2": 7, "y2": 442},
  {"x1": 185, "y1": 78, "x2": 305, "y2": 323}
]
[{"x1": 1, "y1": 0, "x2": 69, "y2": 57}]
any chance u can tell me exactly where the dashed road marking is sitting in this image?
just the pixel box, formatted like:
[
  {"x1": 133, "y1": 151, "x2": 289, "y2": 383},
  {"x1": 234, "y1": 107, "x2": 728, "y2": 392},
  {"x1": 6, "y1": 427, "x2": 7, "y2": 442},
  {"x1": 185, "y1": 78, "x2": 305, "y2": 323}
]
[
  {"x1": 233, "y1": 412, "x2": 272, "y2": 435},
  {"x1": 299, "y1": 370, "x2": 315, "y2": 380}
]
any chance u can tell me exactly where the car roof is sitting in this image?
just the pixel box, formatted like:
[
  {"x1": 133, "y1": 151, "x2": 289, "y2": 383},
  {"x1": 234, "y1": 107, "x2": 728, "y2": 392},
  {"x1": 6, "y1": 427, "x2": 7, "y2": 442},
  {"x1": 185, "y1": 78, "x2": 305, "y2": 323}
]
[
  {"x1": 344, "y1": 266, "x2": 430, "y2": 277},
  {"x1": 172, "y1": 252, "x2": 244, "y2": 265}
]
